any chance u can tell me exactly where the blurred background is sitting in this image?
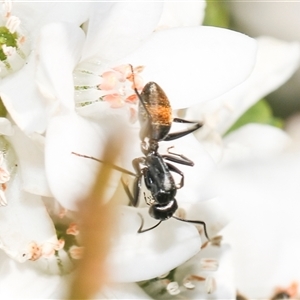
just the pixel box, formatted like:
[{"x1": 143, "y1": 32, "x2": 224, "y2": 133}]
[{"x1": 205, "y1": 1, "x2": 300, "y2": 119}]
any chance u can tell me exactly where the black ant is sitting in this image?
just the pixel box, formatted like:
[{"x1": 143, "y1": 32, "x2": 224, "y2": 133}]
[{"x1": 72, "y1": 64, "x2": 209, "y2": 240}]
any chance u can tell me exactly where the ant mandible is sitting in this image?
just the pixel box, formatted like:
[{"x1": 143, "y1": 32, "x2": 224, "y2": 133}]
[{"x1": 72, "y1": 64, "x2": 209, "y2": 240}]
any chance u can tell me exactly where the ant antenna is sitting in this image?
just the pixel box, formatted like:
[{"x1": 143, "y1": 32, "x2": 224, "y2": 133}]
[
  {"x1": 129, "y1": 64, "x2": 152, "y2": 122},
  {"x1": 71, "y1": 152, "x2": 136, "y2": 177},
  {"x1": 172, "y1": 215, "x2": 210, "y2": 241},
  {"x1": 137, "y1": 213, "x2": 162, "y2": 233},
  {"x1": 136, "y1": 213, "x2": 210, "y2": 240},
  {"x1": 129, "y1": 64, "x2": 138, "y2": 92}
]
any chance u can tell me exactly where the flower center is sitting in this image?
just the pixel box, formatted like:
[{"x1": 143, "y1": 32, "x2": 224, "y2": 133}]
[
  {"x1": 0, "y1": 136, "x2": 17, "y2": 206},
  {"x1": 20, "y1": 220, "x2": 83, "y2": 274},
  {"x1": 73, "y1": 63, "x2": 144, "y2": 121},
  {"x1": 0, "y1": 0, "x2": 31, "y2": 78}
]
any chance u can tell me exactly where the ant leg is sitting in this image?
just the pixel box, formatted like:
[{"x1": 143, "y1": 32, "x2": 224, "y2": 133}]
[
  {"x1": 131, "y1": 157, "x2": 149, "y2": 207},
  {"x1": 173, "y1": 118, "x2": 202, "y2": 125},
  {"x1": 164, "y1": 118, "x2": 203, "y2": 141},
  {"x1": 121, "y1": 177, "x2": 138, "y2": 207},
  {"x1": 165, "y1": 162, "x2": 185, "y2": 189},
  {"x1": 137, "y1": 213, "x2": 162, "y2": 233},
  {"x1": 162, "y1": 146, "x2": 194, "y2": 166},
  {"x1": 71, "y1": 152, "x2": 136, "y2": 177},
  {"x1": 121, "y1": 175, "x2": 152, "y2": 207},
  {"x1": 172, "y1": 215, "x2": 210, "y2": 241}
]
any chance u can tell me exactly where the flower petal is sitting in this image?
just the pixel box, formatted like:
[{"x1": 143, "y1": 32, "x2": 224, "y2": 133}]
[
  {"x1": 108, "y1": 206, "x2": 202, "y2": 282},
  {"x1": 173, "y1": 243, "x2": 236, "y2": 299},
  {"x1": 219, "y1": 36, "x2": 300, "y2": 134},
  {"x1": 159, "y1": 133, "x2": 216, "y2": 204},
  {"x1": 45, "y1": 112, "x2": 133, "y2": 210},
  {"x1": 0, "y1": 169, "x2": 56, "y2": 262},
  {"x1": 0, "y1": 118, "x2": 14, "y2": 136},
  {"x1": 0, "y1": 54, "x2": 48, "y2": 134},
  {"x1": 205, "y1": 153, "x2": 300, "y2": 298},
  {"x1": 80, "y1": 2, "x2": 163, "y2": 62},
  {"x1": 117, "y1": 26, "x2": 257, "y2": 109},
  {"x1": 11, "y1": 2, "x2": 91, "y2": 40},
  {"x1": 221, "y1": 124, "x2": 291, "y2": 164},
  {"x1": 36, "y1": 22, "x2": 85, "y2": 114},
  {"x1": 183, "y1": 197, "x2": 232, "y2": 239},
  {"x1": 0, "y1": 252, "x2": 69, "y2": 299},
  {"x1": 157, "y1": 1, "x2": 206, "y2": 29},
  {"x1": 6, "y1": 126, "x2": 52, "y2": 196},
  {"x1": 97, "y1": 283, "x2": 152, "y2": 300},
  {"x1": 186, "y1": 37, "x2": 300, "y2": 135}
]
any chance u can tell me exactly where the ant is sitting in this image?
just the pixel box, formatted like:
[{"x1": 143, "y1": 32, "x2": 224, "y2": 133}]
[{"x1": 72, "y1": 64, "x2": 209, "y2": 240}]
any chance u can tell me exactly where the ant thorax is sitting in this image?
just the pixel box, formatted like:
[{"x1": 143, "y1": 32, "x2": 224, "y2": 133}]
[{"x1": 141, "y1": 139, "x2": 159, "y2": 155}]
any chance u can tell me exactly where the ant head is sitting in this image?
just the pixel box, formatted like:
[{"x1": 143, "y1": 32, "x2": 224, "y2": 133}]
[
  {"x1": 154, "y1": 189, "x2": 176, "y2": 205},
  {"x1": 149, "y1": 199, "x2": 178, "y2": 221}
]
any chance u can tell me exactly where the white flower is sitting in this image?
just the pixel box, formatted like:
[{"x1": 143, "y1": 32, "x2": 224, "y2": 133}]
[
  {"x1": 0, "y1": 118, "x2": 58, "y2": 263},
  {"x1": 0, "y1": 117, "x2": 85, "y2": 292},
  {"x1": 0, "y1": 250, "x2": 70, "y2": 299},
  {"x1": 5, "y1": 1, "x2": 300, "y2": 299},
  {"x1": 157, "y1": 1, "x2": 206, "y2": 30},
  {"x1": 0, "y1": 5, "x2": 254, "y2": 296},
  {"x1": 206, "y1": 153, "x2": 300, "y2": 299},
  {"x1": 0, "y1": 0, "x2": 93, "y2": 130},
  {"x1": 38, "y1": 24, "x2": 257, "y2": 211},
  {"x1": 184, "y1": 36, "x2": 300, "y2": 164},
  {"x1": 228, "y1": 1, "x2": 300, "y2": 115},
  {"x1": 181, "y1": 32, "x2": 300, "y2": 299},
  {"x1": 96, "y1": 282, "x2": 152, "y2": 300}
]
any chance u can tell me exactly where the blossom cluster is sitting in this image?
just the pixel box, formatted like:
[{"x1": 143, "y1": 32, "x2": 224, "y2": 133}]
[{"x1": 0, "y1": 1, "x2": 299, "y2": 299}]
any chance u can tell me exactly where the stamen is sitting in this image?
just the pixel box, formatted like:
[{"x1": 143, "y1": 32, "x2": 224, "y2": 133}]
[
  {"x1": 0, "y1": 151, "x2": 10, "y2": 206},
  {"x1": 0, "y1": 0, "x2": 31, "y2": 77},
  {"x1": 205, "y1": 276, "x2": 217, "y2": 294},
  {"x1": 55, "y1": 238, "x2": 65, "y2": 250},
  {"x1": 200, "y1": 258, "x2": 219, "y2": 271},
  {"x1": 201, "y1": 235, "x2": 223, "y2": 249},
  {"x1": 27, "y1": 241, "x2": 42, "y2": 261},
  {"x1": 53, "y1": 221, "x2": 83, "y2": 266},
  {"x1": 166, "y1": 281, "x2": 180, "y2": 296},
  {"x1": 2, "y1": 0, "x2": 12, "y2": 18},
  {"x1": 2, "y1": 44, "x2": 15, "y2": 56},
  {"x1": 182, "y1": 274, "x2": 206, "y2": 290},
  {"x1": 69, "y1": 245, "x2": 84, "y2": 259},
  {"x1": 0, "y1": 167, "x2": 10, "y2": 183},
  {"x1": 5, "y1": 15, "x2": 20, "y2": 33},
  {"x1": 41, "y1": 238, "x2": 65, "y2": 258},
  {"x1": 188, "y1": 274, "x2": 206, "y2": 282},
  {"x1": 210, "y1": 235, "x2": 223, "y2": 247},
  {"x1": 66, "y1": 222, "x2": 79, "y2": 235},
  {"x1": 183, "y1": 277, "x2": 196, "y2": 290},
  {"x1": 73, "y1": 64, "x2": 144, "y2": 122},
  {"x1": 58, "y1": 207, "x2": 68, "y2": 219},
  {"x1": 273, "y1": 282, "x2": 299, "y2": 299},
  {"x1": 0, "y1": 189, "x2": 7, "y2": 206}
]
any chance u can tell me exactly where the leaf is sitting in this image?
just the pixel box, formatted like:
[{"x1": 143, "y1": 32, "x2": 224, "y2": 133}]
[
  {"x1": 225, "y1": 99, "x2": 283, "y2": 136},
  {"x1": 203, "y1": 1, "x2": 230, "y2": 29},
  {"x1": 0, "y1": 98, "x2": 7, "y2": 117}
]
